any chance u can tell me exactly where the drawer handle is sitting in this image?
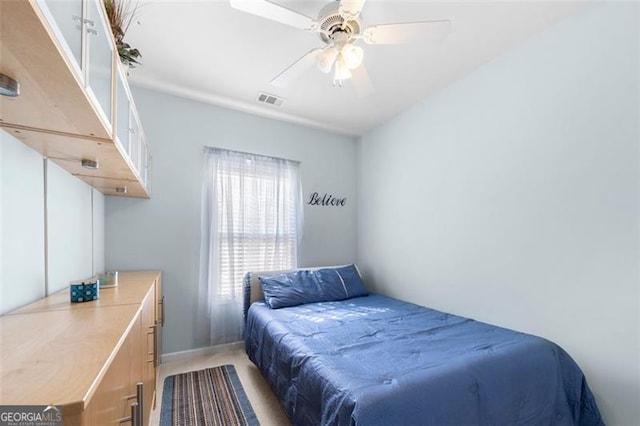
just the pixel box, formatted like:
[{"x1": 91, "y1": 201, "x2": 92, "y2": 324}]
[
  {"x1": 160, "y1": 295, "x2": 165, "y2": 327},
  {"x1": 118, "y1": 402, "x2": 139, "y2": 425},
  {"x1": 154, "y1": 324, "x2": 160, "y2": 368},
  {"x1": 148, "y1": 324, "x2": 156, "y2": 365},
  {"x1": 137, "y1": 382, "x2": 144, "y2": 426},
  {"x1": 122, "y1": 383, "x2": 143, "y2": 425}
]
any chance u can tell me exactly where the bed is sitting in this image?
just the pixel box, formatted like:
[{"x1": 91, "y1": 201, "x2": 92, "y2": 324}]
[{"x1": 244, "y1": 265, "x2": 603, "y2": 426}]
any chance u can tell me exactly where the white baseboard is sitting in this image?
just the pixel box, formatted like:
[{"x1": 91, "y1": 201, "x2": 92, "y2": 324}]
[{"x1": 161, "y1": 341, "x2": 245, "y2": 364}]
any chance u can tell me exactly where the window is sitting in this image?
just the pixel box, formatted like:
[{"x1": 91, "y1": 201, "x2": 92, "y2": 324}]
[{"x1": 197, "y1": 147, "x2": 303, "y2": 344}]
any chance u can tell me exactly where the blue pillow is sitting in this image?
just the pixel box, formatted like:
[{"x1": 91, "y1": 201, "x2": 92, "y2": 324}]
[
  {"x1": 316, "y1": 265, "x2": 368, "y2": 299},
  {"x1": 259, "y1": 265, "x2": 368, "y2": 309}
]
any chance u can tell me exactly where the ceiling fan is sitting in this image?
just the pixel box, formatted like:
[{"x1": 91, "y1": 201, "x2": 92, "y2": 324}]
[{"x1": 229, "y1": 0, "x2": 451, "y2": 95}]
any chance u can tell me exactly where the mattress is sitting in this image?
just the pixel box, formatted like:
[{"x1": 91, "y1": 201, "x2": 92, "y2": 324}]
[{"x1": 245, "y1": 293, "x2": 603, "y2": 425}]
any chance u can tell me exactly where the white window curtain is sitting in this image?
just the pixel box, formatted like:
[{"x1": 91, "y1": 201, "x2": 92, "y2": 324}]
[{"x1": 196, "y1": 147, "x2": 303, "y2": 345}]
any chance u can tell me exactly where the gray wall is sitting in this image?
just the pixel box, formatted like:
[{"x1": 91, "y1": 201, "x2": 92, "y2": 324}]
[
  {"x1": 1, "y1": 131, "x2": 45, "y2": 313},
  {"x1": 93, "y1": 188, "x2": 105, "y2": 274},
  {"x1": 105, "y1": 88, "x2": 358, "y2": 354},
  {"x1": 47, "y1": 161, "x2": 93, "y2": 293},
  {"x1": 357, "y1": 3, "x2": 638, "y2": 425},
  {"x1": 0, "y1": 131, "x2": 105, "y2": 314}
]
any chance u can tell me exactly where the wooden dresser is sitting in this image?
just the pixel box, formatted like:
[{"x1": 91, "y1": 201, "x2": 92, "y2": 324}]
[{"x1": 0, "y1": 271, "x2": 163, "y2": 426}]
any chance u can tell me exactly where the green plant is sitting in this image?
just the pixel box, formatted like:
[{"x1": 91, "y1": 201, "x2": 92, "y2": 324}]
[
  {"x1": 103, "y1": 0, "x2": 142, "y2": 68},
  {"x1": 117, "y1": 42, "x2": 141, "y2": 68}
]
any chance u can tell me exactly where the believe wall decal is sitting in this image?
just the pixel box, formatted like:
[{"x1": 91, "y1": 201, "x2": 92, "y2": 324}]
[{"x1": 307, "y1": 192, "x2": 347, "y2": 207}]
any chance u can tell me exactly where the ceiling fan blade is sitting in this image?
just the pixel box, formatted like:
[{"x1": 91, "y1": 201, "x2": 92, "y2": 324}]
[
  {"x1": 363, "y1": 20, "x2": 451, "y2": 45},
  {"x1": 271, "y1": 48, "x2": 323, "y2": 88},
  {"x1": 229, "y1": 0, "x2": 314, "y2": 30},
  {"x1": 339, "y1": 0, "x2": 366, "y2": 19},
  {"x1": 351, "y1": 63, "x2": 374, "y2": 97}
]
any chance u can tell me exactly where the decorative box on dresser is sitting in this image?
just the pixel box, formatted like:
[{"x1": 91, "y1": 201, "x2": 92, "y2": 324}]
[{"x1": 0, "y1": 271, "x2": 163, "y2": 426}]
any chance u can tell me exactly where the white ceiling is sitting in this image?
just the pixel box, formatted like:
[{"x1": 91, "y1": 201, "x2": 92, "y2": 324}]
[{"x1": 126, "y1": 1, "x2": 584, "y2": 136}]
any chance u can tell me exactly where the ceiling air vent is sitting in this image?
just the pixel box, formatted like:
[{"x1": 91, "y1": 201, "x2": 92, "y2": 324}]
[{"x1": 256, "y1": 92, "x2": 286, "y2": 107}]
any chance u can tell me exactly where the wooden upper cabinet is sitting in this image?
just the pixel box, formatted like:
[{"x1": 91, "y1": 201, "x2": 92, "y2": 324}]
[
  {"x1": 0, "y1": 0, "x2": 151, "y2": 199},
  {"x1": 0, "y1": 0, "x2": 110, "y2": 138}
]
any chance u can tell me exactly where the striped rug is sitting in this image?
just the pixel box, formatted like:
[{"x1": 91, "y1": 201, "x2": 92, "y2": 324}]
[{"x1": 160, "y1": 365, "x2": 259, "y2": 426}]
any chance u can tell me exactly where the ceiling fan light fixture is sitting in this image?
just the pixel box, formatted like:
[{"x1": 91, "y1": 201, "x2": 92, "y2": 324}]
[
  {"x1": 333, "y1": 56, "x2": 352, "y2": 85},
  {"x1": 230, "y1": 0, "x2": 451, "y2": 91},
  {"x1": 341, "y1": 44, "x2": 364, "y2": 70},
  {"x1": 316, "y1": 46, "x2": 339, "y2": 73}
]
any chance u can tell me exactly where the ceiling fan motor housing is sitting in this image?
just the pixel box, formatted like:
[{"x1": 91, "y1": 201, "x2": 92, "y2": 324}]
[{"x1": 317, "y1": 1, "x2": 361, "y2": 44}]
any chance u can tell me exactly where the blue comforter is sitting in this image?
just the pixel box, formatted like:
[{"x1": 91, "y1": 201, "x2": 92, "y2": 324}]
[{"x1": 245, "y1": 294, "x2": 603, "y2": 426}]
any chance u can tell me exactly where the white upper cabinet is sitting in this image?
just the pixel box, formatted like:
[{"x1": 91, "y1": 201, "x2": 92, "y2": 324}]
[
  {"x1": 39, "y1": 0, "x2": 114, "y2": 130},
  {"x1": 128, "y1": 106, "x2": 140, "y2": 172},
  {"x1": 115, "y1": 64, "x2": 151, "y2": 191},
  {"x1": 140, "y1": 138, "x2": 150, "y2": 191},
  {"x1": 42, "y1": 0, "x2": 84, "y2": 73},
  {"x1": 116, "y1": 68, "x2": 131, "y2": 152},
  {"x1": 85, "y1": 0, "x2": 114, "y2": 126}
]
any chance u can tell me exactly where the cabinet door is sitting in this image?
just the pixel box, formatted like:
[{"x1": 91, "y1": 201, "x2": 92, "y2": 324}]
[
  {"x1": 85, "y1": 0, "x2": 114, "y2": 126},
  {"x1": 82, "y1": 314, "x2": 142, "y2": 425},
  {"x1": 41, "y1": 0, "x2": 84, "y2": 75},
  {"x1": 141, "y1": 287, "x2": 157, "y2": 425},
  {"x1": 128, "y1": 108, "x2": 140, "y2": 173},
  {"x1": 155, "y1": 275, "x2": 163, "y2": 366},
  {"x1": 146, "y1": 151, "x2": 152, "y2": 194},
  {"x1": 140, "y1": 140, "x2": 148, "y2": 187},
  {"x1": 116, "y1": 68, "x2": 131, "y2": 152}
]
